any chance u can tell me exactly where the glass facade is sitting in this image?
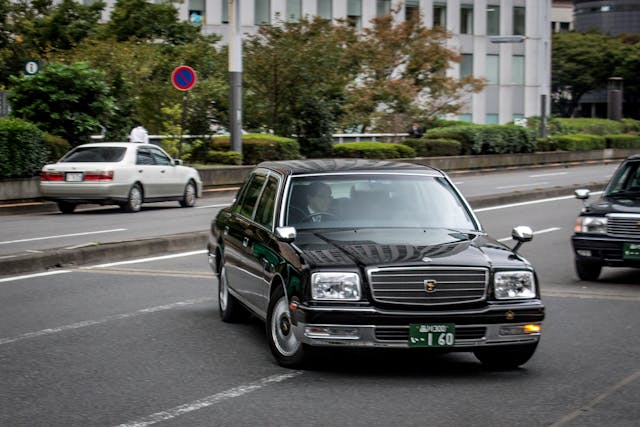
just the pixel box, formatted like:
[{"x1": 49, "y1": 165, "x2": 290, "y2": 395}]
[
  {"x1": 461, "y1": 5, "x2": 473, "y2": 34},
  {"x1": 255, "y1": 0, "x2": 271, "y2": 25},
  {"x1": 486, "y1": 55, "x2": 499, "y2": 85},
  {"x1": 487, "y1": 5, "x2": 500, "y2": 35},
  {"x1": 513, "y1": 7, "x2": 526, "y2": 35},
  {"x1": 461, "y1": 54, "x2": 473, "y2": 78},
  {"x1": 318, "y1": 0, "x2": 332, "y2": 19},
  {"x1": 433, "y1": 3, "x2": 447, "y2": 27},
  {"x1": 377, "y1": 0, "x2": 391, "y2": 17},
  {"x1": 512, "y1": 55, "x2": 525, "y2": 85},
  {"x1": 348, "y1": 0, "x2": 362, "y2": 29},
  {"x1": 287, "y1": 0, "x2": 301, "y2": 22}
]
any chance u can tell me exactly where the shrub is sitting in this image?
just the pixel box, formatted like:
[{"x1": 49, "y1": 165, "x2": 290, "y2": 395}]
[
  {"x1": 550, "y1": 134, "x2": 606, "y2": 151},
  {"x1": 0, "y1": 117, "x2": 47, "y2": 178},
  {"x1": 207, "y1": 150, "x2": 243, "y2": 165},
  {"x1": 536, "y1": 138, "x2": 557, "y2": 152},
  {"x1": 621, "y1": 118, "x2": 640, "y2": 133},
  {"x1": 43, "y1": 133, "x2": 70, "y2": 162},
  {"x1": 211, "y1": 133, "x2": 300, "y2": 165},
  {"x1": 425, "y1": 124, "x2": 535, "y2": 155},
  {"x1": 424, "y1": 125, "x2": 477, "y2": 154},
  {"x1": 554, "y1": 118, "x2": 627, "y2": 135},
  {"x1": 332, "y1": 142, "x2": 416, "y2": 159},
  {"x1": 402, "y1": 138, "x2": 461, "y2": 156},
  {"x1": 605, "y1": 134, "x2": 640, "y2": 149}
]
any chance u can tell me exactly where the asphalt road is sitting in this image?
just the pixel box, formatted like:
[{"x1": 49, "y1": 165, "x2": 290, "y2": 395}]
[{"x1": 1, "y1": 191, "x2": 638, "y2": 426}]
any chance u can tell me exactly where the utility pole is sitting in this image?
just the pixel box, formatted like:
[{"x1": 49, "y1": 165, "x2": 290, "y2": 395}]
[{"x1": 229, "y1": 0, "x2": 243, "y2": 154}]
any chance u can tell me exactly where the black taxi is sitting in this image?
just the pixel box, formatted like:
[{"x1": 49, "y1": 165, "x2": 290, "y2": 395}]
[{"x1": 207, "y1": 159, "x2": 544, "y2": 368}]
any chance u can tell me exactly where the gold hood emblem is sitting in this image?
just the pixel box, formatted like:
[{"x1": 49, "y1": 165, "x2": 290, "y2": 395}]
[{"x1": 424, "y1": 280, "x2": 437, "y2": 292}]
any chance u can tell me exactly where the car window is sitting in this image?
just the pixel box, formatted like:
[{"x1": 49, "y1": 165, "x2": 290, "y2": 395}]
[
  {"x1": 60, "y1": 147, "x2": 126, "y2": 163},
  {"x1": 136, "y1": 148, "x2": 154, "y2": 165},
  {"x1": 254, "y1": 176, "x2": 279, "y2": 229},
  {"x1": 236, "y1": 174, "x2": 266, "y2": 219},
  {"x1": 608, "y1": 161, "x2": 640, "y2": 194},
  {"x1": 150, "y1": 147, "x2": 172, "y2": 166}
]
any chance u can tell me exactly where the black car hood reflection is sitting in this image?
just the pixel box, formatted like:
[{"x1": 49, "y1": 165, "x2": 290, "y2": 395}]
[
  {"x1": 585, "y1": 195, "x2": 640, "y2": 215},
  {"x1": 293, "y1": 228, "x2": 522, "y2": 269}
]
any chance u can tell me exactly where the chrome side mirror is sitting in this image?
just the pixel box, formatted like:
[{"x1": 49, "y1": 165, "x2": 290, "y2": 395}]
[
  {"x1": 575, "y1": 189, "x2": 590, "y2": 200},
  {"x1": 511, "y1": 225, "x2": 533, "y2": 254},
  {"x1": 173, "y1": 159, "x2": 183, "y2": 166},
  {"x1": 275, "y1": 226, "x2": 296, "y2": 243}
]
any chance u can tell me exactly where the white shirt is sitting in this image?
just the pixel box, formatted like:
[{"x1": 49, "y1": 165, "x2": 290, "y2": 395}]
[{"x1": 129, "y1": 126, "x2": 149, "y2": 144}]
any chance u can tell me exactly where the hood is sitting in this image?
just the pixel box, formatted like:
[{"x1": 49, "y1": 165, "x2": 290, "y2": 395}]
[
  {"x1": 584, "y1": 195, "x2": 640, "y2": 215},
  {"x1": 294, "y1": 228, "x2": 526, "y2": 269}
]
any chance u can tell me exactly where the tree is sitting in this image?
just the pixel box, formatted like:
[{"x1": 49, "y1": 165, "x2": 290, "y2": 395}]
[
  {"x1": 8, "y1": 62, "x2": 116, "y2": 145},
  {"x1": 343, "y1": 10, "x2": 484, "y2": 133}
]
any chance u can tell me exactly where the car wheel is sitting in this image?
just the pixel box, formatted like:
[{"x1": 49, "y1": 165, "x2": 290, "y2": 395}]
[
  {"x1": 57, "y1": 201, "x2": 76, "y2": 214},
  {"x1": 121, "y1": 184, "x2": 142, "y2": 213},
  {"x1": 218, "y1": 263, "x2": 246, "y2": 322},
  {"x1": 575, "y1": 259, "x2": 601, "y2": 281},
  {"x1": 473, "y1": 342, "x2": 538, "y2": 369},
  {"x1": 179, "y1": 181, "x2": 197, "y2": 208},
  {"x1": 266, "y1": 286, "x2": 309, "y2": 368}
]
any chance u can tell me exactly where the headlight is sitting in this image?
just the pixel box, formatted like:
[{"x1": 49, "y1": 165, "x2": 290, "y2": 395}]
[
  {"x1": 574, "y1": 216, "x2": 607, "y2": 233},
  {"x1": 311, "y1": 272, "x2": 361, "y2": 300},
  {"x1": 494, "y1": 271, "x2": 536, "y2": 300}
]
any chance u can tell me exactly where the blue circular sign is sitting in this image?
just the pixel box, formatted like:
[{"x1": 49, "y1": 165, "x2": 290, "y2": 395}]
[{"x1": 171, "y1": 66, "x2": 197, "y2": 91}]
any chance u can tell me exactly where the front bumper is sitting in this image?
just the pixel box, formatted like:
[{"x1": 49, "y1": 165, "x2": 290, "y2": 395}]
[
  {"x1": 572, "y1": 235, "x2": 640, "y2": 268},
  {"x1": 290, "y1": 301, "x2": 544, "y2": 349}
]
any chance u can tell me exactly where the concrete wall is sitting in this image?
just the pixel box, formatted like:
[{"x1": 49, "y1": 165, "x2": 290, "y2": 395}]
[{"x1": 2, "y1": 149, "x2": 637, "y2": 203}]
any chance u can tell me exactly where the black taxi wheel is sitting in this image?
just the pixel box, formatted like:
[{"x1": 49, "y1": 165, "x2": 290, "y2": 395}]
[
  {"x1": 218, "y1": 263, "x2": 246, "y2": 323},
  {"x1": 575, "y1": 259, "x2": 602, "y2": 281},
  {"x1": 266, "y1": 286, "x2": 309, "y2": 368},
  {"x1": 473, "y1": 342, "x2": 538, "y2": 369}
]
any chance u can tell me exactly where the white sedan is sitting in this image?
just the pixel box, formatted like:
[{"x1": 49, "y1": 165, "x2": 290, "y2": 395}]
[{"x1": 40, "y1": 142, "x2": 203, "y2": 213}]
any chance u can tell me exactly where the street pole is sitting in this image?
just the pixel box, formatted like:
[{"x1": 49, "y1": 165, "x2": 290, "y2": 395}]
[{"x1": 229, "y1": 0, "x2": 242, "y2": 154}]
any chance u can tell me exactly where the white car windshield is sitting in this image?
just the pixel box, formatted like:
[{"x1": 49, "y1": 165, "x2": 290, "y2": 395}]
[
  {"x1": 285, "y1": 174, "x2": 478, "y2": 231},
  {"x1": 60, "y1": 147, "x2": 127, "y2": 163}
]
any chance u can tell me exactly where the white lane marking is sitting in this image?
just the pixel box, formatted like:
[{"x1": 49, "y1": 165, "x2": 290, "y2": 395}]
[
  {"x1": 453, "y1": 181, "x2": 464, "y2": 185},
  {"x1": 496, "y1": 181, "x2": 548, "y2": 190},
  {"x1": 474, "y1": 192, "x2": 603, "y2": 212},
  {"x1": 0, "y1": 297, "x2": 213, "y2": 346},
  {"x1": 0, "y1": 270, "x2": 72, "y2": 284},
  {"x1": 115, "y1": 372, "x2": 303, "y2": 427},
  {"x1": 497, "y1": 227, "x2": 561, "y2": 242},
  {"x1": 529, "y1": 172, "x2": 568, "y2": 178},
  {"x1": 550, "y1": 369, "x2": 640, "y2": 427},
  {"x1": 0, "y1": 228, "x2": 127, "y2": 245},
  {"x1": 195, "y1": 203, "x2": 231, "y2": 209},
  {"x1": 0, "y1": 255, "x2": 17, "y2": 259},
  {"x1": 82, "y1": 250, "x2": 207, "y2": 269}
]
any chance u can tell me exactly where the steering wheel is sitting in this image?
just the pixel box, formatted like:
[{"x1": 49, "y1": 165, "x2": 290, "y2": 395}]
[{"x1": 301, "y1": 212, "x2": 337, "y2": 222}]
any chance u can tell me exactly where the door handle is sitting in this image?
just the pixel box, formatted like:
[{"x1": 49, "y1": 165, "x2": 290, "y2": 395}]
[
  {"x1": 138, "y1": 170, "x2": 143, "y2": 173},
  {"x1": 161, "y1": 170, "x2": 166, "y2": 173},
  {"x1": 242, "y1": 237, "x2": 249, "y2": 247}
]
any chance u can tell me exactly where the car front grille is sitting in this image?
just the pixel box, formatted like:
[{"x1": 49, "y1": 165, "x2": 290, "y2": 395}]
[
  {"x1": 367, "y1": 267, "x2": 488, "y2": 306},
  {"x1": 607, "y1": 214, "x2": 640, "y2": 238},
  {"x1": 375, "y1": 326, "x2": 486, "y2": 342}
]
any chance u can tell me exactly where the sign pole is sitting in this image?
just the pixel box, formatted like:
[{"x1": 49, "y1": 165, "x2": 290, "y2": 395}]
[
  {"x1": 170, "y1": 65, "x2": 197, "y2": 159},
  {"x1": 229, "y1": 0, "x2": 243, "y2": 154},
  {"x1": 178, "y1": 91, "x2": 189, "y2": 159}
]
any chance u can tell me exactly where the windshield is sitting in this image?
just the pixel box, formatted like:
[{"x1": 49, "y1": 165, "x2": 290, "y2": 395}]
[
  {"x1": 60, "y1": 147, "x2": 127, "y2": 163},
  {"x1": 284, "y1": 174, "x2": 478, "y2": 231},
  {"x1": 606, "y1": 160, "x2": 640, "y2": 197}
]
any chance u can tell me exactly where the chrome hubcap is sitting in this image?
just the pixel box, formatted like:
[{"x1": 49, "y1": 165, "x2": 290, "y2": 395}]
[
  {"x1": 219, "y1": 267, "x2": 228, "y2": 311},
  {"x1": 271, "y1": 297, "x2": 300, "y2": 356}
]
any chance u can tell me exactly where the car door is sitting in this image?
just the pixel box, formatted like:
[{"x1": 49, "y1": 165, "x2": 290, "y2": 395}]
[
  {"x1": 149, "y1": 146, "x2": 183, "y2": 196},
  {"x1": 135, "y1": 146, "x2": 162, "y2": 198}
]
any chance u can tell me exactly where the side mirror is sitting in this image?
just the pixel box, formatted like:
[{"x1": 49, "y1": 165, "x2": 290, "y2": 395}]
[
  {"x1": 575, "y1": 189, "x2": 590, "y2": 200},
  {"x1": 511, "y1": 225, "x2": 533, "y2": 254},
  {"x1": 173, "y1": 159, "x2": 183, "y2": 166},
  {"x1": 275, "y1": 226, "x2": 296, "y2": 243}
]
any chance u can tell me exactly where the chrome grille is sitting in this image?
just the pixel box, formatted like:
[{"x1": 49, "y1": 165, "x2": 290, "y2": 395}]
[
  {"x1": 607, "y1": 214, "x2": 640, "y2": 237},
  {"x1": 367, "y1": 267, "x2": 488, "y2": 306}
]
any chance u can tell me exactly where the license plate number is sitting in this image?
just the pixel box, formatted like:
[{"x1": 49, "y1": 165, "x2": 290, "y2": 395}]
[
  {"x1": 623, "y1": 242, "x2": 640, "y2": 259},
  {"x1": 409, "y1": 323, "x2": 455, "y2": 348},
  {"x1": 65, "y1": 172, "x2": 83, "y2": 182}
]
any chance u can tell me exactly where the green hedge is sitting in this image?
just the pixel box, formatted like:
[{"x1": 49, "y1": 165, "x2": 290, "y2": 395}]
[
  {"x1": 207, "y1": 150, "x2": 243, "y2": 165},
  {"x1": 424, "y1": 124, "x2": 535, "y2": 155},
  {"x1": 550, "y1": 133, "x2": 606, "y2": 151},
  {"x1": 402, "y1": 138, "x2": 461, "y2": 156},
  {"x1": 0, "y1": 117, "x2": 47, "y2": 178},
  {"x1": 554, "y1": 118, "x2": 627, "y2": 135},
  {"x1": 332, "y1": 142, "x2": 416, "y2": 159},
  {"x1": 43, "y1": 133, "x2": 70, "y2": 162},
  {"x1": 211, "y1": 133, "x2": 300, "y2": 165},
  {"x1": 605, "y1": 134, "x2": 640, "y2": 149}
]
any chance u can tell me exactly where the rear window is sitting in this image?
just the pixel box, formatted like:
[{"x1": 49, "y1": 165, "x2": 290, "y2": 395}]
[{"x1": 60, "y1": 147, "x2": 127, "y2": 163}]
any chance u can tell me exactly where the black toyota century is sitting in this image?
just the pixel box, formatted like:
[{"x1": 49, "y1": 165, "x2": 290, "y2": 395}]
[{"x1": 207, "y1": 159, "x2": 544, "y2": 369}]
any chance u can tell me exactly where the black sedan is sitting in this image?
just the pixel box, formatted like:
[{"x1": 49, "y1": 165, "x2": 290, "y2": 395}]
[
  {"x1": 207, "y1": 159, "x2": 544, "y2": 368},
  {"x1": 572, "y1": 154, "x2": 640, "y2": 280}
]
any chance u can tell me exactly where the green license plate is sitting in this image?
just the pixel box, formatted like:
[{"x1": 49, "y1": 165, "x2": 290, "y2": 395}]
[
  {"x1": 623, "y1": 242, "x2": 640, "y2": 259},
  {"x1": 409, "y1": 323, "x2": 455, "y2": 348}
]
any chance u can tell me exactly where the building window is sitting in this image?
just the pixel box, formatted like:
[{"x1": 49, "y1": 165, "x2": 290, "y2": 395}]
[
  {"x1": 513, "y1": 7, "x2": 525, "y2": 35},
  {"x1": 255, "y1": 0, "x2": 271, "y2": 25},
  {"x1": 487, "y1": 5, "x2": 500, "y2": 36},
  {"x1": 318, "y1": 0, "x2": 332, "y2": 19},
  {"x1": 459, "y1": 114, "x2": 473, "y2": 123},
  {"x1": 486, "y1": 54, "x2": 499, "y2": 85},
  {"x1": 348, "y1": 0, "x2": 362, "y2": 29},
  {"x1": 560, "y1": 22, "x2": 570, "y2": 32},
  {"x1": 461, "y1": 54, "x2": 473, "y2": 78},
  {"x1": 287, "y1": 0, "x2": 301, "y2": 22},
  {"x1": 461, "y1": 5, "x2": 473, "y2": 34},
  {"x1": 188, "y1": 0, "x2": 205, "y2": 24},
  {"x1": 222, "y1": 1, "x2": 228, "y2": 23},
  {"x1": 406, "y1": 0, "x2": 420, "y2": 21},
  {"x1": 486, "y1": 114, "x2": 499, "y2": 124},
  {"x1": 433, "y1": 3, "x2": 446, "y2": 27},
  {"x1": 377, "y1": 0, "x2": 391, "y2": 17},
  {"x1": 512, "y1": 55, "x2": 524, "y2": 85}
]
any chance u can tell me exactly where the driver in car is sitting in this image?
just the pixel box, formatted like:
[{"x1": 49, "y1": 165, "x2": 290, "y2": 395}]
[{"x1": 290, "y1": 182, "x2": 335, "y2": 223}]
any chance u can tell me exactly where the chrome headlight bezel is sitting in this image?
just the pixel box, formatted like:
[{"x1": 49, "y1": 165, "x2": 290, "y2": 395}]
[
  {"x1": 311, "y1": 272, "x2": 361, "y2": 301},
  {"x1": 493, "y1": 270, "x2": 536, "y2": 300},
  {"x1": 574, "y1": 216, "x2": 607, "y2": 234}
]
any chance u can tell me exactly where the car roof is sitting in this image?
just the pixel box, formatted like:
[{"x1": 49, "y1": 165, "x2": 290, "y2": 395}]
[
  {"x1": 74, "y1": 142, "x2": 157, "y2": 149},
  {"x1": 625, "y1": 155, "x2": 640, "y2": 161},
  {"x1": 257, "y1": 159, "x2": 444, "y2": 177}
]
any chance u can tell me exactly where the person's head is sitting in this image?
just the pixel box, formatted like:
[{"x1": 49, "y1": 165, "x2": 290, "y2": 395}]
[{"x1": 307, "y1": 182, "x2": 332, "y2": 212}]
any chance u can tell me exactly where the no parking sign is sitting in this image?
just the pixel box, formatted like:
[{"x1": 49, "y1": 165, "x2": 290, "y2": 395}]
[{"x1": 171, "y1": 66, "x2": 197, "y2": 91}]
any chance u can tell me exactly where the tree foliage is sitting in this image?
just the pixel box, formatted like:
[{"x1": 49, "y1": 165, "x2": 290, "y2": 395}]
[{"x1": 8, "y1": 62, "x2": 116, "y2": 145}]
